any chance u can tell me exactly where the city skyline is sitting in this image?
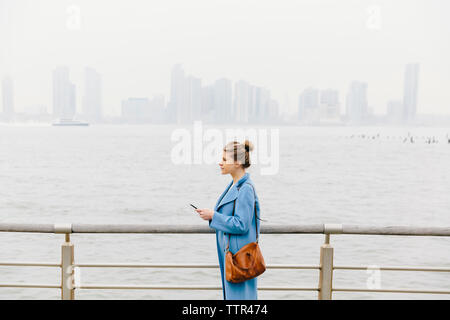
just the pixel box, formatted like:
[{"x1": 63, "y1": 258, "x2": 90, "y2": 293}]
[
  {"x1": 0, "y1": 62, "x2": 434, "y2": 125},
  {"x1": 1, "y1": 1, "x2": 449, "y2": 117}
]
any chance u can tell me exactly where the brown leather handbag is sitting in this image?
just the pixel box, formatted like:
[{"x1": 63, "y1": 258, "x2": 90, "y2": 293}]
[{"x1": 225, "y1": 185, "x2": 266, "y2": 283}]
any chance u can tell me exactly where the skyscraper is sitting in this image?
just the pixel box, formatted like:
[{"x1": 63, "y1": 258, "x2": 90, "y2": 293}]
[
  {"x1": 187, "y1": 75, "x2": 202, "y2": 122},
  {"x1": 320, "y1": 89, "x2": 340, "y2": 119},
  {"x1": 345, "y1": 81, "x2": 368, "y2": 124},
  {"x1": 234, "y1": 81, "x2": 277, "y2": 123},
  {"x1": 253, "y1": 86, "x2": 270, "y2": 122},
  {"x1": 2, "y1": 76, "x2": 14, "y2": 121},
  {"x1": 298, "y1": 87, "x2": 319, "y2": 123},
  {"x1": 69, "y1": 83, "x2": 76, "y2": 119},
  {"x1": 150, "y1": 94, "x2": 166, "y2": 123},
  {"x1": 403, "y1": 63, "x2": 419, "y2": 123},
  {"x1": 233, "y1": 80, "x2": 251, "y2": 123},
  {"x1": 52, "y1": 66, "x2": 76, "y2": 120},
  {"x1": 167, "y1": 64, "x2": 187, "y2": 124},
  {"x1": 213, "y1": 78, "x2": 232, "y2": 123},
  {"x1": 267, "y1": 98, "x2": 280, "y2": 122},
  {"x1": 167, "y1": 64, "x2": 204, "y2": 124},
  {"x1": 83, "y1": 67, "x2": 102, "y2": 123},
  {"x1": 201, "y1": 85, "x2": 215, "y2": 122}
]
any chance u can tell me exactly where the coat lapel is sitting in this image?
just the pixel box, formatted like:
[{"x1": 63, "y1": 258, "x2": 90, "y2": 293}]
[
  {"x1": 216, "y1": 173, "x2": 250, "y2": 210},
  {"x1": 214, "y1": 179, "x2": 233, "y2": 210}
]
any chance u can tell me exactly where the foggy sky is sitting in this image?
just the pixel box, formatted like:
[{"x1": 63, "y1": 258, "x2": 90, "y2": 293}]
[{"x1": 1, "y1": 0, "x2": 449, "y2": 116}]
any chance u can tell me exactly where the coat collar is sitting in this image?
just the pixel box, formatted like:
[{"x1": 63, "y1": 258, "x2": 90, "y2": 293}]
[{"x1": 215, "y1": 173, "x2": 251, "y2": 210}]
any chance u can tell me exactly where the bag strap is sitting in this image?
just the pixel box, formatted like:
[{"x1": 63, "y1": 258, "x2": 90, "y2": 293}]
[{"x1": 226, "y1": 183, "x2": 259, "y2": 252}]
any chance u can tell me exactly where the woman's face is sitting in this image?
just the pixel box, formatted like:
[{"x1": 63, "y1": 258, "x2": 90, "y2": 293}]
[{"x1": 219, "y1": 150, "x2": 239, "y2": 175}]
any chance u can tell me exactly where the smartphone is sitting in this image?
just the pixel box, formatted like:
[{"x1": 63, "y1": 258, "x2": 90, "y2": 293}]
[{"x1": 190, "y1": 203, "x2": 198, "y2": 210}]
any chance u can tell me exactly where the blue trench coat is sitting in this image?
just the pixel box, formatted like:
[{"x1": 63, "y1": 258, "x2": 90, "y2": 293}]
[{"x1": 208, "y1": 172, "x2": 261, "y2": 300}]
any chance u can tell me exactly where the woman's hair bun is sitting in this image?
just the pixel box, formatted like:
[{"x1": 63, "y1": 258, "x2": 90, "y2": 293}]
[{"x1": 244, "y1": 140, "x2": 254, "y2": 152}]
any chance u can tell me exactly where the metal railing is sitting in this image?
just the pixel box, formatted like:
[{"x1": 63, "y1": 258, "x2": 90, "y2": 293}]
[{"x1": 0, "y1": 222, "x2": 449, "y2": 299}]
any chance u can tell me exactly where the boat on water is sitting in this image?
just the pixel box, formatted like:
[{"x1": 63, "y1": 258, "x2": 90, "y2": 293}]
[{"x1": 52, "y1": 118, "x2": 89, "y2": 126}]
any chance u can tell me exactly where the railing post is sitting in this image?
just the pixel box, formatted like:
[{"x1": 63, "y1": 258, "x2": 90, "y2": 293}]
[
  {"x1": 55, "y1": 224, "x2": 74, "y2": 300},
  {"x1": 318, "y1": 224, "x2": 341, "y2": 300},
  {"x1": 318, "y1": 235, "x2": 333, "y2": 300}
]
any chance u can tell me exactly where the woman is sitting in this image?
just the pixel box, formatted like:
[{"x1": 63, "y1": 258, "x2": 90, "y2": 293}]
[{"x1": 196, "y1": 140, "x2": 261, "y2": 300}]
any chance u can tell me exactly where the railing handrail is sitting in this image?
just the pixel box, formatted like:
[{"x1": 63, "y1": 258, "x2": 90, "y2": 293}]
[
  {"x1": 0, "y1": 222, "x2": 450, "y2": 236},
  {"x1": 1, "y1": 222, "x2": 449, "y2": 299}
]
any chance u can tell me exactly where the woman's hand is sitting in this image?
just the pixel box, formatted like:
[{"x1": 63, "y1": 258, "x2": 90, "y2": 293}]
[{"x1": 196, "y1": 208, "x2": 214, "y2": 221}]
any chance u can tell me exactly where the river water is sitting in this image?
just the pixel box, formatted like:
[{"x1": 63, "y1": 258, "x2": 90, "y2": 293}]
[{"x1": 0, "y1": 123, "x2": 449, "y2": 299}]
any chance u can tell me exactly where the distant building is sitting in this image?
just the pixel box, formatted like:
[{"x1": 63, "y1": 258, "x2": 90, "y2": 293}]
[
  {"x1": 298, "y1": 87, "x2": 320, "y2": 123},
  {"x1": 53, "y1": 66, "x2": 76, "y2": 120},
  {"x1": 167, "y1": 64, "x2": 204, "y2": 124},
  {"x1": 24, "y1": 105, "x2": 48, "y2": 115},
  {"x1": 345, "y1": 81, "x2": 368, "y2": 124},
  {"x1": 213, "y1": 78, "x2": 232, "y2": 123},
  {"x1": 187, "y1": 75, "x2": 202, "y2": 122},
  {"x1": 298, "y1": 87, "x2": 340, "y2": 125},
  {"x1": 200, "y1": 85, "x2": 215, "y2": 122},
  {"x1": 232, "y1": 80, "x2": 278, "y2": 124},
  {"x1": 403, "y1": 63, "x2": 419, "y2": 123},
  {"x1": 83, "y1": 67, "x2": 102, "y2": 123},
  {"x1": 320, "y1": 89, "x2": 340, "y2": 119},
  {"x1": 233, "y1": 80, "x2": 251, "y2": 123},
  {"x1": 167, "y1": 64, "x2": 280, "y2": 124},
  {"x1": 386, "y1": 100, "x2": 403, "y2": 124},
  {"x1": 121, "y1": 96, "x2": 165, "y2": 123},
  {"x1": 253, "y1": 86, "x2": 270, "y2": 122},
  {"x1": 152, "y1": 94, "x2": 166, "y2": 123},
  {"x1": 266, "y1": 98, "x2": 280, "y2": 122},
  {"x1": 167, "y1": 64, "x2": 187, "y2": 123},
  {"x1": 69, "y1": 83, "x2": 76, "y2": 118},
  {"x1": 121, "y1": 98, "x2": 151, "y2": 123},
  {"x1": 2, "y1": 76, "x2": 14, "y2": 121}
]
